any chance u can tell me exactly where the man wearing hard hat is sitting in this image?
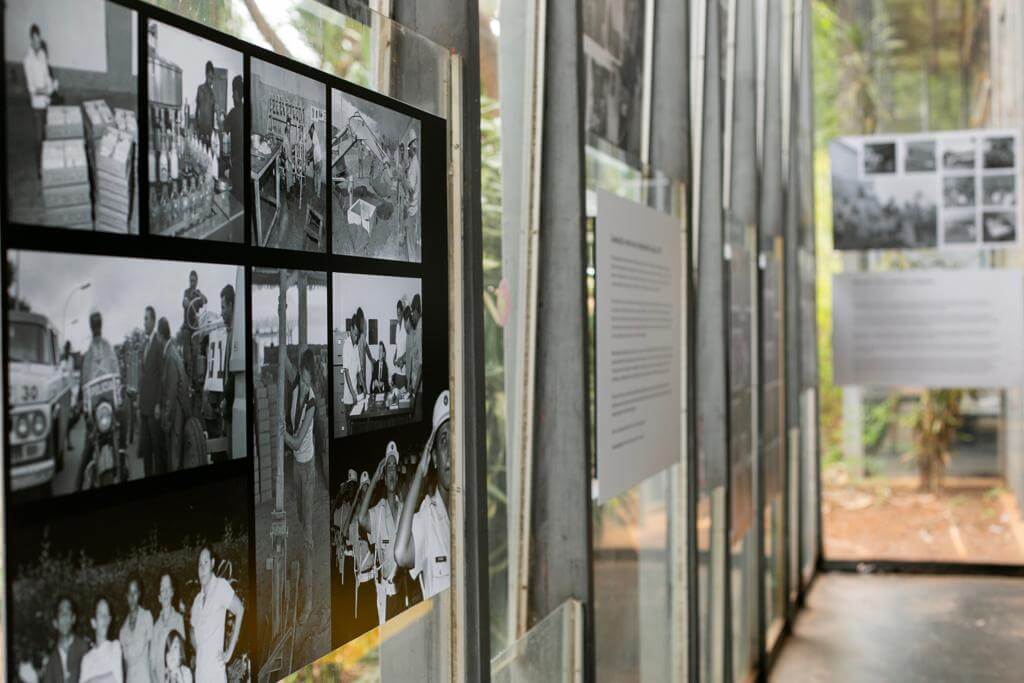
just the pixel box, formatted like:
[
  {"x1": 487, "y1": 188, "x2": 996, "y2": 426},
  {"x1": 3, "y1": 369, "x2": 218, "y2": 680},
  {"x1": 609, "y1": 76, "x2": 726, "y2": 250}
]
[
  {"x1": 358, "y1": 441, "x2": 405, "y2": 624},
  {"x1": 395, "y1": 390, "x2": 451, "y2": 600}
]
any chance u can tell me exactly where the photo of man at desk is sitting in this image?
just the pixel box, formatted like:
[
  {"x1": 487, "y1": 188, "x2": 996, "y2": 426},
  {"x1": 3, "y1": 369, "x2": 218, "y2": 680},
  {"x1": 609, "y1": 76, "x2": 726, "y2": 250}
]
[
  {"x1": 331, "y1": 273, "x2": 423, "y2": 439},
  {"x1": 250, "y1": 58, "x2": 327, "y2": 253},
  {"x1": 146, "y1": 19, "x2": 245, "y2": 243}
]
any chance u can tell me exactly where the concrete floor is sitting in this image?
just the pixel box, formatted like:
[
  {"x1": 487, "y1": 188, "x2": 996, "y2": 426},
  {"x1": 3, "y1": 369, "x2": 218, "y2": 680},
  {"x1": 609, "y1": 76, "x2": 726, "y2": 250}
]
[{"x1": 771, "y1": 573, "x2": 1024, "y2": 683}]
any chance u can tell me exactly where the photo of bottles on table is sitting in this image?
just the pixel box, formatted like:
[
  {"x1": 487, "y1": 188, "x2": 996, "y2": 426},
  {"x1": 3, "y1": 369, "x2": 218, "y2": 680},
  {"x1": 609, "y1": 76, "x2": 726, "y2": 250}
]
[{"x1": 146, "y1": 19, "x2": 245, "y2": 243}]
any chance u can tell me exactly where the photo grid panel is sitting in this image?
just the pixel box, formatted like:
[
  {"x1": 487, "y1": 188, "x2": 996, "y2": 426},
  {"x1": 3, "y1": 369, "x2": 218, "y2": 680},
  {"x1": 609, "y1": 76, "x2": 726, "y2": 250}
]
[
  {"x1": 938, "y1": 135, "x2": 981, "y2": 248},
  {"x1": 147, "y1": 18, "x2": 246, "y2": 243},
  {"x1": 2, "y1": 1, "x2": 452, "y2": 673},
  {"x1": 331, "y1": 88, "x2": 422, "y2": 264},
  {"x1": 7, "y1": 474, "x2": 252, "y2": 683},
  {"x1": 5, "y1": 250, "x2": 246, "y2": 502},
  {"x1": 979, "y1": 134, "x2": 1019, "y2": 245},
  {"x1": 250, "y1": 59, "x2": 327, "y2": 254},
  {"x1": 4, "y1": 0, "x2": 140, "y2": 233},
  {"x1": 250, "y1": 267, "x2": 332, "y2": 681},
  {"x1": 581, "y1": 0, "x2": 646, "y2": 161}
]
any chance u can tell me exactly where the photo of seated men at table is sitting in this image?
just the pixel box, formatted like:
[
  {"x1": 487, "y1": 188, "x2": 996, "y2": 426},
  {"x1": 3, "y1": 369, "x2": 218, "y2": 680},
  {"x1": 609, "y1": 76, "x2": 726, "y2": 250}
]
[
  {"x1": 4, "y1": 0, "x2": 139, "y2": 232},
  {"x1": 250, "y1": 268, "x2": 332, "y2": 681},
  {"x1": 331, "y1": 88, "x2": 422, "y2": 263},
  {"x1": 147, "y1": 20, "x2": 245, "y2": 243},
  {"x1": 331, "y1": 273, "x2": 423, "y2": 439},
  {"x1": 8, "y1": 475, "x2": 250, "y2": 683},
  {"x1": 250, "y1": 59, "x2": 327, "y2": 253},
  {"x1": 331, "y1": 391, "x2": 451, "y2": 642},
  {"x1": 4, "y1": 250, "x2": 247, "y2": 502}
]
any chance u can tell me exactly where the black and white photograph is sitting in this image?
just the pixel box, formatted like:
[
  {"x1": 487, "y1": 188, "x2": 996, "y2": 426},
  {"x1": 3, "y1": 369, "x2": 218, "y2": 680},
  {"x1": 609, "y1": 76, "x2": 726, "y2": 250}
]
[
  {"x1": 863, "y1": 142, "x2": 896, "y2": 174},
  {"x1": 147, "y1": 20, "x2": 245, "y2": 242},
  {"x1": 4, "y1": 0, "x2": 139, "y2": 232},
  {"x1": 251, "y1": 268, "x2": 331, "y2": 681},
  {"x1": 250, "y1": 59, "x2": 327, "y2": 252},
  {"x1": 942, "y1": 176, "x2": 976, "y2": 208},
  {"x1": 4, "y1": 250, "x2": 247, "y2": 500},
  {"x1": 982, "y1": 175, "x2": 1016, "y2": 207},
  {"x1": 582, "y1": 0, "x2": 646, "y2": 160},
  {"x1": 331, "y1": 89, "x2": 422, "y2": 263},
  {"x1": 331, "y1": 391, "x2": 452, "y2": 644},
  {"x1": 942, "y1": 211, "x2": 977, "y2": 244},
  {"x1": 8, "y1": 475, "x2": 251, "y2": 683},
  {"x1": 831, "y1": 175, "x2": 938, "y2": 250},
  {"x1": 904, "y1": 140, "x2": 936, "y2": 172},
  {"x1": 982, "y1": 210, "x2": 1017, "y2": 243},
  {"x1": 331, "y1": 273, "x2": 423, "y2": 439},
  {"x1": 942, "y1": 137, "x2": 976, "y2": 170},
  {"x1": 983, "y1": 135, "x2": 1015, "y2": 169}
]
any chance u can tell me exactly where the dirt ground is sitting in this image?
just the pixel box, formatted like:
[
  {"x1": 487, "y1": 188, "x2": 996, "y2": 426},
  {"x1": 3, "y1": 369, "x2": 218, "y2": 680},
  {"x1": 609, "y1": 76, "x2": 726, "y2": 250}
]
[{"x1": 823, "y1": 470, "x2": 1024, "y2": 564}]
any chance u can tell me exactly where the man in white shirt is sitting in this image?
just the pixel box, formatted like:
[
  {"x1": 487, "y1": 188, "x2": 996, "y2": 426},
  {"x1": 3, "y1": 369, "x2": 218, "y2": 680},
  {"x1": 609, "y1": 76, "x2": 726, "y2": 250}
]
[
  {"x1": 23, "y1": 24, "x2": 57, "y2": 168},
  {"x1": 396, "y1": 391, "x2": 451, "y2": 600},
  {"x1": 341, "y1": 320, "x2": 361, "y2": 405},
  {"x1": 191, "y1": 546, "x2": 244, "y2": 683},
  {"x1": 391, "y1": 298, "x2": 408, "y2": 390},
  {"x1": 358, "y1": 441, "x2": 404, "y2": 624}
]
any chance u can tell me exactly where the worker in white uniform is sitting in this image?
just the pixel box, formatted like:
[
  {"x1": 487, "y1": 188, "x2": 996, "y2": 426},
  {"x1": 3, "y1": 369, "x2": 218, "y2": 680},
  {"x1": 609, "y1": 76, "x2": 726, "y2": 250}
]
[
  {"x1": 23, "y1": 24, "x2": 58, "y2": 169},
  {"x1": 358, "y1": 441, "x2": 404, "y2": 624},
  {"x1": 396, "y1": 391, "x2": 451, "y2": 600}
]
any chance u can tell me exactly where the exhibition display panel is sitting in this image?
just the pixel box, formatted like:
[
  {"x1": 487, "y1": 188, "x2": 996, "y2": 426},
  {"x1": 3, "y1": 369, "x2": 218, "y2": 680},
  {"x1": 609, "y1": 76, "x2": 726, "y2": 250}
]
[{"x1": 1, "y1": 1, "x2": 453, "y2": 681}]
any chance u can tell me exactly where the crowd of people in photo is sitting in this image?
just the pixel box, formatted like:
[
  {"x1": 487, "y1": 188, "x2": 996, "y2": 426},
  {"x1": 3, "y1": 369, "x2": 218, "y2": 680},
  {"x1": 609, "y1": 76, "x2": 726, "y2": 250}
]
[
  {"x1": 72, "y1": 269, "x2": 236, "y2": 490},
  {"x1": 337, "y1": 294, "x2": 423, "y2": 419},
  {"x1": 331, "y1": 391, "x2": 452, "y2": 627},
  {"x1": 16, "y1": 546, "x2": 245, "y2": 683},
  {"x1": 832, "y1": 178, "x2": 937, "y2": 249}
]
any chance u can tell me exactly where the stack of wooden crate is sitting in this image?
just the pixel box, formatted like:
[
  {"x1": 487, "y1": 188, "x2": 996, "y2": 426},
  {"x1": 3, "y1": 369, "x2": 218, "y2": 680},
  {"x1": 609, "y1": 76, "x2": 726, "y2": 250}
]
[
  {"x1": 94, "y1": 127, "x2": 135, "y2": 233},
  {"x1": 41, "y1": 106, "x2": 91, "y2": 229}
]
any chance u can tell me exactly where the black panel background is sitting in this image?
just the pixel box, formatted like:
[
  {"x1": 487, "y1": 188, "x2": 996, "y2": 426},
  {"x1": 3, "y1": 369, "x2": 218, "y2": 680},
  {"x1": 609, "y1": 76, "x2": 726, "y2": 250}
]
[{"x1": 0, "y1": 0, "x2": 450, "y2": 665}]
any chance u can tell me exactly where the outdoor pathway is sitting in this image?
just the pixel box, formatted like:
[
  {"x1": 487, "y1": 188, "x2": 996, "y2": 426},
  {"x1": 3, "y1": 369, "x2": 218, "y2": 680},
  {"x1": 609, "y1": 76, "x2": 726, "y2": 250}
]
[{"x1": 771, "y1": 573, "x2": 1024, "y2": 682}]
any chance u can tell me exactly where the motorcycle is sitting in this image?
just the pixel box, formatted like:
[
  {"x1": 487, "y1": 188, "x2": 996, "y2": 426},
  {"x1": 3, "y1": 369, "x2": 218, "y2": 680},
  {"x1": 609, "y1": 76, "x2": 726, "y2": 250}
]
[{"x1": 81, "y1": 373, "x2": 125, "y2": 489}]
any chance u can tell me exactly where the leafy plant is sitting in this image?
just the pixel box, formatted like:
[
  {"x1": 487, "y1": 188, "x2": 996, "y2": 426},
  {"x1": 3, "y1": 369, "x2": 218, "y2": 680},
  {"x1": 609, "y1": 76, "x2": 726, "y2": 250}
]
[{"x1": 906, "y1": 389, "x2": 963, "y2": 492}]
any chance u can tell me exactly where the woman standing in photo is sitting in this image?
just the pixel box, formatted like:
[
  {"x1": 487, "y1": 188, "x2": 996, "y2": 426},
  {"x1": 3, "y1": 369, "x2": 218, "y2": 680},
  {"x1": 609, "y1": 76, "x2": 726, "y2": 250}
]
[
  {"x1": 79, "y1": 597, "x2": 124, "y2": 683},
  {"x1": 151, "y1": 575, "x2": 186, "y2": 683}
]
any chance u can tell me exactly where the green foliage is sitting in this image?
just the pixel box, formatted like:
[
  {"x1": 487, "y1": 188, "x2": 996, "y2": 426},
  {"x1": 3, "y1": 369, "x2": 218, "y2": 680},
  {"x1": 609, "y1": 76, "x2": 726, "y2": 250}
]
[{"x1": 863, "y1": 394, "x2": 897, "y2": 452}]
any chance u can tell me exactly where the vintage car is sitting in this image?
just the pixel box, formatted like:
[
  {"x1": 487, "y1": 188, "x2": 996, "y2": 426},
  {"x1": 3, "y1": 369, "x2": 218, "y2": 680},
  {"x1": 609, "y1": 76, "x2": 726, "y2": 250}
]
[{"x1": 8, "y1": 311, "x2": 72, "y2": 492}]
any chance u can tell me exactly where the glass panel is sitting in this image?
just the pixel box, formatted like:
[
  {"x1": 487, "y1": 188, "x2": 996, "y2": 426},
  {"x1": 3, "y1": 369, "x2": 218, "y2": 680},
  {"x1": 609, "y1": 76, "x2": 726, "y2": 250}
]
[
  {"x1": 585, "y1": 145, "x2": 687, "y2": 683},
  {"x1": 581, "y1": 1, "x2": 688, "y2": 674},
  {"x1": 478, "y1": 0, "x2": 536, "y2": 657},
  {"x1": 813, "y1": 0, "x2": 1023, "y2": 569},
  {"x1": 491, "y1": 599, "x2": 583, "y2": 682}
]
